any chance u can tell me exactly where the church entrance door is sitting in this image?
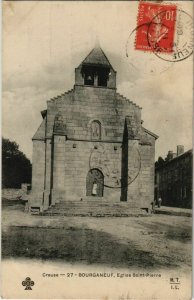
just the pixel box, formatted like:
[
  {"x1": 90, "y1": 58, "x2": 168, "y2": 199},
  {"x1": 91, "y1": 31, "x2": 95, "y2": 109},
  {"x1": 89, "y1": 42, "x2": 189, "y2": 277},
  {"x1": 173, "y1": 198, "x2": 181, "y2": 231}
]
[{"x1": 86, "y1": 169, "x2": 104, "y2": 197}]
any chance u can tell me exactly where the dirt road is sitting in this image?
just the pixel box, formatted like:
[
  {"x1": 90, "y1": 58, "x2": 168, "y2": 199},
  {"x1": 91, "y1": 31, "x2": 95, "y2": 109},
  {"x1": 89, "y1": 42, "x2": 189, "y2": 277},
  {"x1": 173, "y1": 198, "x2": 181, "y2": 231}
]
[{"x1": 2, "y1": 205, "x2": 192, "y2": 271}]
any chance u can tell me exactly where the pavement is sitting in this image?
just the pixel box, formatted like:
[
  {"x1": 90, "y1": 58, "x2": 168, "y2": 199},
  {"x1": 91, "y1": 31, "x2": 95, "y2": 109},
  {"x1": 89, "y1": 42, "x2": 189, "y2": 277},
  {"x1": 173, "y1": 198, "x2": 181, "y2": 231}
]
[{"x1": 154, "y1": 206, "x2": 192, "y2": 217}]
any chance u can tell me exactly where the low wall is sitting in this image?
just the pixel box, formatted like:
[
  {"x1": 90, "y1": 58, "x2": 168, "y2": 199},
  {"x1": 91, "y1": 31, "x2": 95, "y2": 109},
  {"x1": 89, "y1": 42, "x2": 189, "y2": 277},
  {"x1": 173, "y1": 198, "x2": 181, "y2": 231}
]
[{"x1": 2, "y1": 184, "x2": 31, "y2": 200}]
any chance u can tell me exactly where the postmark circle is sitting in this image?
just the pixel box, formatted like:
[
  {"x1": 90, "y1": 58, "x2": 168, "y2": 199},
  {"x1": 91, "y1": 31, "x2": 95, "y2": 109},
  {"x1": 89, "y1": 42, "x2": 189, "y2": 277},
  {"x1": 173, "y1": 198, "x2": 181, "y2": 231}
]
[
  {"x1": 125, "y1": 22, "x2": 175, "y2": 75},
  {"x1": 89, "y1": 144, "x2": 141, "y2": 189},
  {"x1": 147, "y1": 9, "x2": 193, "y2": 62}
]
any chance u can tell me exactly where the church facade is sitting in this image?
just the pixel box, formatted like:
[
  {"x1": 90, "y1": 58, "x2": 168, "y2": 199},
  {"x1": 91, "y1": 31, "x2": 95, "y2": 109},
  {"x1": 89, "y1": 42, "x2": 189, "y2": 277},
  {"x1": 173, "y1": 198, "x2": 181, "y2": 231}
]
[{"x1": 30, "y1": 47, "x2": 158, "y2": 214}]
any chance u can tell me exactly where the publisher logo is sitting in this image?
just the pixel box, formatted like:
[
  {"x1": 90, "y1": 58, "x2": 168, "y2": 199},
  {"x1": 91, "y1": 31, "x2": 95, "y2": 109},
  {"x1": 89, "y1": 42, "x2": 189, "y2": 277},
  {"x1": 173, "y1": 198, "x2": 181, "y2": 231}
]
[{"x1": 22, "y1": 277, "x2": 35, "y2": 290}]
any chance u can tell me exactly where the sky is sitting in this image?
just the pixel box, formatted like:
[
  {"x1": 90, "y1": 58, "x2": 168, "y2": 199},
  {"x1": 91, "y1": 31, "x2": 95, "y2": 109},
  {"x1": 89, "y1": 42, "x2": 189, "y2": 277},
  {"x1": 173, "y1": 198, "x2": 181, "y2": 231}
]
[{"x1": 3, "y1": 1, "x2": 193, "y2": 162}]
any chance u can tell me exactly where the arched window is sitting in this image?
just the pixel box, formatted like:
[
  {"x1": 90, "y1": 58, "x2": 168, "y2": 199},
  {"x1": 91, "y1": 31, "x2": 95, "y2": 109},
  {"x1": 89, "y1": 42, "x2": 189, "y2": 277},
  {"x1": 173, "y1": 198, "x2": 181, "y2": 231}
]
[{"x1": 91, "y1": 121, "x2": 101, "y2": 140}]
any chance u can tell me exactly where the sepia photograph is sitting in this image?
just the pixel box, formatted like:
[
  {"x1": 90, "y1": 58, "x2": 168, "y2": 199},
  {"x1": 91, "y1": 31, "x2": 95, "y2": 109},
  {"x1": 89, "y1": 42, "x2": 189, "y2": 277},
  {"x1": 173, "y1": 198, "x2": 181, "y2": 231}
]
[{"x1": 2, "y1": 1, "x2": 193, "y2": 299}]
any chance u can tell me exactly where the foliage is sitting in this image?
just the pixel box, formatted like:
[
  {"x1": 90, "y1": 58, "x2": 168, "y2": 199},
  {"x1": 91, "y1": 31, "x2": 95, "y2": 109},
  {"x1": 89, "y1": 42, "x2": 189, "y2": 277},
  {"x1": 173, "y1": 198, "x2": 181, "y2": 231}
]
[{"x1": 2, "y1": 138, "x2": 32, "y2": 188}]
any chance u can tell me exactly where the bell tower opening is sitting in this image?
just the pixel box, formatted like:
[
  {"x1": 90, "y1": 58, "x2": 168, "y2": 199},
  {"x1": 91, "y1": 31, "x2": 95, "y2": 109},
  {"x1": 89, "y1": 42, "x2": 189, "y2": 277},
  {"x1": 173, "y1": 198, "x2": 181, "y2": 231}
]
[
  {"x1": 84, "y1": 67, "x2": 95, "y2": 86},
  {"x1": 75, "y1": 47, "x2": 116, "y2": 89},
  {"x1": 82, "y1": 65, "x2": 109, "y2": 87},
  {"x1": 97, "y1": 68, "x2": 109, "y2": 87}
]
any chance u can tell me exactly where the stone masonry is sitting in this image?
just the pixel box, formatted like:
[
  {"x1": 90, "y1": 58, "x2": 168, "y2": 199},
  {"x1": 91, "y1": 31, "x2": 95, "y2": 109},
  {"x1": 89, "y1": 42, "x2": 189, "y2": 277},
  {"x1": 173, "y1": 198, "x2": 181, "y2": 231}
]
[{"x1": 30, "y1": 47, "x2": 158, "y2": 214}]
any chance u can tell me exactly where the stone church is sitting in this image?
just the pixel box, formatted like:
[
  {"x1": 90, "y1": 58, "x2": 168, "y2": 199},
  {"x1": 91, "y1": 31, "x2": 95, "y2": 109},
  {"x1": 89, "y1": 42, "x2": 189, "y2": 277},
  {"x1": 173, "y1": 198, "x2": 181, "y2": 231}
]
[{"x1": 30, "y1": 47, "x2": 158, "y2": 215}]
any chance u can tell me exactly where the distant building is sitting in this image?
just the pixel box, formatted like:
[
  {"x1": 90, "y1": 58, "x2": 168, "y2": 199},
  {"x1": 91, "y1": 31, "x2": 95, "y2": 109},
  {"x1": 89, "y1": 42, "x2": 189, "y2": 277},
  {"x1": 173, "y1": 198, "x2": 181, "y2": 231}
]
[{"x1": 155, "y1": 146, "x2": 193, "y2": 209}]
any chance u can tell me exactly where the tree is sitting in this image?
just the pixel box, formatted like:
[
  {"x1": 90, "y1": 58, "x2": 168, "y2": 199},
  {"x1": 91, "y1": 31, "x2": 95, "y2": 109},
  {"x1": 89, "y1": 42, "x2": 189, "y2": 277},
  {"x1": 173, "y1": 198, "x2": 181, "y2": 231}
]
[{"x1": 2, "y1": 138, "x2": 32, "y2": 188}]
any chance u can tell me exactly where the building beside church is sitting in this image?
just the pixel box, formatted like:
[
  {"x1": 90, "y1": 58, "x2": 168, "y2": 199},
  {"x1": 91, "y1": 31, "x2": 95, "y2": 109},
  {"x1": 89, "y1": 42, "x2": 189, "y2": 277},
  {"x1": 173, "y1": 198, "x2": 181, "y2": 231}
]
[
  {"x1": 30, "y1": 47, "x2": 158, "y2": 215},
  {"x1": 155, "y1": 146, "x2": 192, "y2": 209}
]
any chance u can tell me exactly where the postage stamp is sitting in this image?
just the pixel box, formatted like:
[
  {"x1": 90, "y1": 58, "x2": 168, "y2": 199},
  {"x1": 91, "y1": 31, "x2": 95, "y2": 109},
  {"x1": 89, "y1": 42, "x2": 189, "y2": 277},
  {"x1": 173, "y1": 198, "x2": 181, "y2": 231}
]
[
  {"x1": 135, "y1": 2, "x2": 177, "y2": 53},
  {"x1": 153, "y1": 9, "x2": 193, "y2": 62}
]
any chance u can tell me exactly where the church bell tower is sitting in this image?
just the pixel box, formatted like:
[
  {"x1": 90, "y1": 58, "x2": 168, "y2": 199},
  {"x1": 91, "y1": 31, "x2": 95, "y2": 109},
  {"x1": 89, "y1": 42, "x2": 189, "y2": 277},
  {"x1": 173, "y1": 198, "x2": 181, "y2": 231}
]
[{"x1": 75, "y1": 47, "x2": 116, "y2": 89}]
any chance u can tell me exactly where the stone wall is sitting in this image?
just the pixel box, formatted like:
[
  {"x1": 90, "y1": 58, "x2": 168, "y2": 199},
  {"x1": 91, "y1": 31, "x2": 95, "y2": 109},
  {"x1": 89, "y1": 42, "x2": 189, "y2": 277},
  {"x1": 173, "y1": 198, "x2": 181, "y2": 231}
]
[
  {"x1": 139, "y1": 140, "x2": 155, "y2": 209},
  {"x1": 30, "y1": 140, "x2": 45, "y2": 208},
  {"x1": 46, "y1": 85, "x2": 141, "y2": 140},
  {"x1": 51, "y1": 140, "x2": 122, "y2": 204},
  {"x1": 31, "y1": 80, "x2": 156, "y2": 211},
  {"x1": 2, "y1": 184, "x2": 31, "y2": 200},
  {"x1": 49, "y1": 137, "x2": 155, "y2": 209}
]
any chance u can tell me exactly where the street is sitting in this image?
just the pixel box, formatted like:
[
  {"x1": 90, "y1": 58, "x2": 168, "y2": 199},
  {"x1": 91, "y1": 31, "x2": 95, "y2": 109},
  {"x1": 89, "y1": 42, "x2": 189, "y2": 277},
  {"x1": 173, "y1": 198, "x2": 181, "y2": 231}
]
[{"x1": 2, "y1": 204, "x2": 192, "y2": 272}]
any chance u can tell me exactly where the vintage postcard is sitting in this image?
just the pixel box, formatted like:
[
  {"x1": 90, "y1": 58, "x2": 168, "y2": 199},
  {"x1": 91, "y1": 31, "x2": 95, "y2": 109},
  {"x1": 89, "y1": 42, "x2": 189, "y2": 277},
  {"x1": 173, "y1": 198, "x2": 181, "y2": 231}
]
[{"x1": 2, "y1": 0, "x2": 193, "y2": 299}]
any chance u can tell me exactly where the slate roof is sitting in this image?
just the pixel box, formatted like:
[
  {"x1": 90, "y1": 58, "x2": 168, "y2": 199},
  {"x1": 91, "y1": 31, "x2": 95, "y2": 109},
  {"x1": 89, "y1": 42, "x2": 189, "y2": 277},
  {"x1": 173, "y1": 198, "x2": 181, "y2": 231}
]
[
  {"x1": 156, "y1": 149, "x2": 193, "y2": 170},
  {"x1": 81, "y1": 47, "x2": 113, "y2": 68}
]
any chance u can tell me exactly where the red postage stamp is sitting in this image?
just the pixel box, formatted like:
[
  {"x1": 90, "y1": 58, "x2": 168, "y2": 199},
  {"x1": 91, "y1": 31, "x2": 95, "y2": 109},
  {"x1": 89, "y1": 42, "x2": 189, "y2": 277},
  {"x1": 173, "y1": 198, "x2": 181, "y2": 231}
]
[{"x1": 135, "y1": 2, "x2": 177, "y2": 53}]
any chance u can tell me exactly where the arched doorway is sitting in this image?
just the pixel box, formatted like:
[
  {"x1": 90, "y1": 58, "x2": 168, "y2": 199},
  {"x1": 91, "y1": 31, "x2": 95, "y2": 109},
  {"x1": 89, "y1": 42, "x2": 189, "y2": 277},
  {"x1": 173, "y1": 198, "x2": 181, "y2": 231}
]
[{"x1": 86, "y1": 169, "x2": 104, "y2": 197}]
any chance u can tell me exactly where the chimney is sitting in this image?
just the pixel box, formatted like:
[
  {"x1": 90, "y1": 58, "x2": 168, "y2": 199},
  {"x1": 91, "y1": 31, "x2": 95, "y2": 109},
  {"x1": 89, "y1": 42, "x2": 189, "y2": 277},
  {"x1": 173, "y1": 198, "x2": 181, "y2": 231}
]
[
  {"x1": 177, "y1": 145, "x2": 184, "y2": 156},
  {"x1": 167, "y1": 150, "x2": 173, "y2": 160}
]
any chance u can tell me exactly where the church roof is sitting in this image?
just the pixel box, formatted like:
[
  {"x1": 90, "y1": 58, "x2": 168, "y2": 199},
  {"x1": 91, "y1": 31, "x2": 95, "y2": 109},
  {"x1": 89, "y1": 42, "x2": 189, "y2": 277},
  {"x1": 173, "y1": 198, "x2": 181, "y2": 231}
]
[
  {"x1": 81, "y1": 47, "x2": 113, "y2": 68},
  {"x1": 32, "y1": 118, "x2": 46, "y2": 140},
  {"x1": 143, "y1": 127, "x2": 159, "y2": 139}
]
